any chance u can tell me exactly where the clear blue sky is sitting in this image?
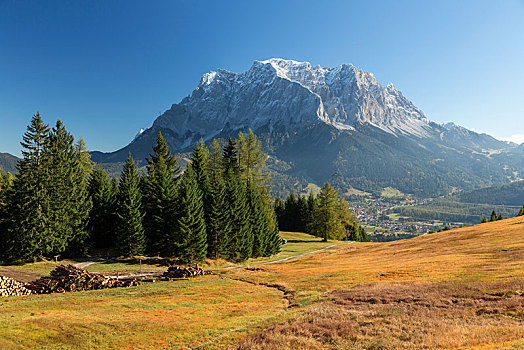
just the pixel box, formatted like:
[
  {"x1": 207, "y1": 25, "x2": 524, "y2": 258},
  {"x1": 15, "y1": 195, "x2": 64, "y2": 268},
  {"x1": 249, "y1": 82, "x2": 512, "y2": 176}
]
[{"x1": 1, "y1": 0, "x2": 523, "y2": 156}]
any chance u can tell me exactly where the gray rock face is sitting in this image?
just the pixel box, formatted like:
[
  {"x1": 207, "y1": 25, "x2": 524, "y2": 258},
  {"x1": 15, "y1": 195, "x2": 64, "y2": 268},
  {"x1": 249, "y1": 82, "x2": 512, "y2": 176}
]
[
  {"x1": 145, "y1": 58, "x2": 437, "y2": 151},
  {"x1": 91, "y1": 58, "x2": 523, "y2": 198}
]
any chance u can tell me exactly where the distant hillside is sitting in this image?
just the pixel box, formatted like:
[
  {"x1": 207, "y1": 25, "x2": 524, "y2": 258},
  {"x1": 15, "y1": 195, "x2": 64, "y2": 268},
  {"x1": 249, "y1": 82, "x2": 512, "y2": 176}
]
[
  {"x1": 456, "y1": 180, "x2": 524, "y2": 206},
  {"x1": 0, "y1": 153, "x2": 19, "y2": 174}
]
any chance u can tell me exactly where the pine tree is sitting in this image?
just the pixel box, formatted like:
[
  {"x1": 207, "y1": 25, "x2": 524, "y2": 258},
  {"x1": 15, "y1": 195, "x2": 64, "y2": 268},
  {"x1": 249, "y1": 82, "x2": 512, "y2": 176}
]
[
  {"x1": 222, "y1": 137, "x2": 239, "y2": 175},
  {"x1": 481, "y1": 216, "x2": 488, "y2": 223},
  {"x1": 310, "y1": 183, "x2": 345, "y2": 241},
  {"x1": 191, "y1": 140, "x2": 213, "y2": 253},
  {"x1": 518, "y1": 205, "x2": 524, "y2": 217},
  {"x1": 45, "y1": 120, "x2": 92, "y2": 256},
  {"x1": 247, "y1": 184, "x2": 270, "y2": 258},
  {"x1": 497, "y1": 213, "x2": 503, "y2": 221},
  {"x1": 224, "y1": 173, "x2": 252, "y2": 261},
  {"x1": 206, "y1": 139, "x2": 232, "y2": 258},
  {"x1": 490, "y1": 210, "x2": 497, "y2": 222},
  {"x1": 142, "y1": 132, "x2": 180, "y2": 256},
  {"x1": 87, "y1": 166, "x2": 117, "y2": 250},
  {"x1": 115, "y1": 153, "x2": 145, "y2": 256},
  {"x1": 176, "y1": 166, "x2": 207, "y2": 263},
  {"x1": 4, "y1": 113, "x2": 51, "y2": 260}
]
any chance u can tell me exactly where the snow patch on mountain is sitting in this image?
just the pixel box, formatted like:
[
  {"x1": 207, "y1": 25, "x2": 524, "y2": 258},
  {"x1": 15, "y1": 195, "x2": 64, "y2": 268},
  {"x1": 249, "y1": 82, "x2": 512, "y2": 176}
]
[{"x1": 146, "y1": 58, "x2": 440, "y2": 150}]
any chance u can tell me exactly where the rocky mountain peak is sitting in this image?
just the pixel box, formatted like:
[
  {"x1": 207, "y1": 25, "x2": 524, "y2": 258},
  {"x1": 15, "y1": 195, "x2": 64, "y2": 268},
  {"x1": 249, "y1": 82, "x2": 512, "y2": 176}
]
[{"x1": 137, "y1": 59, "x2": 449, "y2": 153}]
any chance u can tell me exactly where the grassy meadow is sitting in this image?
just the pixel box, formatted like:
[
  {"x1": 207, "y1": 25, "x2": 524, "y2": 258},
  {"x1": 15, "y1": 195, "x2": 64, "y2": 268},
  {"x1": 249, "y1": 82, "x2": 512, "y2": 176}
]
[{"x1": 1, "y1": 220, "x2": 524, "y2": 349}]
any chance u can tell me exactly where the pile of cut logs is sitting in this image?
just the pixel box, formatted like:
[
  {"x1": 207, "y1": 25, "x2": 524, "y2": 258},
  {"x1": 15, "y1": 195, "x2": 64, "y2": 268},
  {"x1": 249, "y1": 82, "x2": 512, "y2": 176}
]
[
  {"x1": 0, "y1": 276, "x2": 33, "y2": 296},
  {"x1": 161, "y1": 265, "x2": 211, "y2": 280},
  {"x1": 26, "y1": 265, "x2": 140, "y2": 294}
]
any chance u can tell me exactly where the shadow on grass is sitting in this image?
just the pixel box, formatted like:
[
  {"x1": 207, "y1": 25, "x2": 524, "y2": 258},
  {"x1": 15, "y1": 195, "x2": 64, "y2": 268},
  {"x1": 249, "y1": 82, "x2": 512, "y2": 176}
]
[
  {"x1": 286, "y1": 239, "x2": 327, "y2": 244},
  {"x1": 98, "y1": 256, "x2": 177, "y2": 267}
]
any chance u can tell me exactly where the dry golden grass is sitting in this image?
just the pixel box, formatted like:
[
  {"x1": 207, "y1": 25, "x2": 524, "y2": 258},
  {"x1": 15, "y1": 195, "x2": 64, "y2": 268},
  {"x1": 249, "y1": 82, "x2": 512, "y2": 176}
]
[
  {"x1": 231, "y1": 216, "x2": 524, "y2": 349},
  {"x1": 2, "y1": 219, "x2": 524, "y2": 349},
  {"x1": 238, "y1": 280, "x2": 524, "y2": 349},
  {"x1": 228, "y1": 216, "x2": 524, "y2": 295}
]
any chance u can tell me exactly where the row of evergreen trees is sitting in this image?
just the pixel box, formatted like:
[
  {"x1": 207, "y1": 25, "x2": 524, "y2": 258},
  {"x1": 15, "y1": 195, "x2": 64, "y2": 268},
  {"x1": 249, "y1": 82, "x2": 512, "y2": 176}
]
[
  {"x1": 0, "y1": 113, "x2": 281, "y2": 262},
  {"x1": 481, "y1": 210, "x2": 505, "y2": 223},
  {"x1": 275, "y1": 183, "x2": 369, "y2": 242}
]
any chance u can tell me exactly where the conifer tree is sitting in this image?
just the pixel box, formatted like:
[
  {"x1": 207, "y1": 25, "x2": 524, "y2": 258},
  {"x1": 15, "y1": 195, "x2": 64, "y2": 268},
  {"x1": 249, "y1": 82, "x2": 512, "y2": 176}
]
[
  {"x1": 224, "y1": 172, "x2": 253, "y2": 261},
  {"x1": 87, "y1": 166, "x2": 117, "y2": 250},
  {"x1": 490, "y1": 210, "x2": 497, "y2": 222},
  {"x1": 247, "y1": 184, "x2": 270, "y2": 258},
  {"x1": 4, "y1": 113, "x2": 51, "y2": 260},
  {"x1": 191, "y1": 140, "x2": 213, "y2": 251},
  {"x1": 306, "y1": 191, "x2": 316, "y2": 232},
  {"x1": 310, "y1": 183, "x2": 345, "y2": 241},
  {"x1": 265, "y1": 226, "x2": 282, "y2": 256},
  {"x1": 0, "y1": 169, "x2": 13, "y2": 214},
  {"x1": 497, "y1": 213, "x2": 503, "y2": 221},
  {"x1": 0, "y1": 169, "x2": 14, "y2": 260},
  {"x1": 206, "y1": 139, "x2": 232, "y2": 258},
  {"x1": 115, "y1": 153, "x2": 145, "y2": 256},
  {"x1": 142, "y1": 132, "x2": 180, "y2": 256},
  {"x1": 222, "y1": 137, "x2": 239, "y2": 175},
  {"x1": 176, "y1": 165, "x2": 207, "y2": 263},
  {"x1": 46, "y1": 120, "x2": 92, "y2": 256},
  {"x1": 518, "y1": 205, "x2": 524, "y2": 217},
  {"x1": 76, "y1": 136, "x2": 95, "y2": 176},
  {"x1": 237, "y1": 130, "x2": 268, "y2": 188}
]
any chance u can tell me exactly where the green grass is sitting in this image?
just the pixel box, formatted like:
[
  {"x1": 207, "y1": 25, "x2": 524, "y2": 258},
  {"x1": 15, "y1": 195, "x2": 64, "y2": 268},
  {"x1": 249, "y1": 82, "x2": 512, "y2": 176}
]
[
  {"x1": 0, "y1": 260, "x2": 78, "y2": 282},
  {"x1": 380, "y1": 186, "x2": 403, "y2": 198},
  {"x1": 0, "y1": 276, "x2": 284, "y2": 349},
  {"x1": 240, "y1": 231, "x2": 345, "y2": 266}
]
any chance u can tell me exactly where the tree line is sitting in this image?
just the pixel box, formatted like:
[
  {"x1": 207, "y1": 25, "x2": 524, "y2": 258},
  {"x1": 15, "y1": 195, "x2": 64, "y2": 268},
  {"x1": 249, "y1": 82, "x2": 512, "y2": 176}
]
[
  {"x1": 0, "y1": 113, "x2": 281, "y2": 263},
  {"x1": 275, "y1": 183, "x2": 369, "y2": 242}
]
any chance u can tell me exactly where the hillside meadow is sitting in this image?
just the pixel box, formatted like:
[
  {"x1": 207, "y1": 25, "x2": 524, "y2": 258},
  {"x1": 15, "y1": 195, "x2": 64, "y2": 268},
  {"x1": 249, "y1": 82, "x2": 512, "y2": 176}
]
[{"x1": 1, "y1": 219, "x2": 524, "y2": 349}]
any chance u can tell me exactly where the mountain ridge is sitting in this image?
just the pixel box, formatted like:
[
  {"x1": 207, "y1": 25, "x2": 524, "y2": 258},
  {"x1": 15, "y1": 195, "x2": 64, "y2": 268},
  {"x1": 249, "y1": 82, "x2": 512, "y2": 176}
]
[{"x1": 89, "y1": 58, "x2": 522, "y2": 197}]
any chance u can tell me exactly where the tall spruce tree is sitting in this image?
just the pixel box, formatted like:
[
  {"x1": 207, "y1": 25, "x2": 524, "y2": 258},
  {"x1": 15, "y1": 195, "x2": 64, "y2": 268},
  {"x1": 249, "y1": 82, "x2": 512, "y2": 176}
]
[
  {"x1": 143, "y1": 132, "x2": 180, "y2": 256},
  {"x1": 246, "y1": 184, "x2": 270, "y2": 258},
  {"x1": 222, "y1": 137, "x2": 239, "y2": 175},
  {"x1": 224, "y1": 173, "x2": 253, "y2": 261},
  {"x1": 222, "y1": 138, "x2": 254, "y2": 261},
  {"x1": 205, "y1": 139, "x2": 232, "y2": 258},
  {"x1": 176, "y1": 165, "x2": 207, "y2": 263},
  {"x1": 190, "y1": 140, "x2": 213, "y2": 252},
  {"x1": 87, "y1": 166, "x2": 117, "y2": 250},
  {"x1": 518, "y1": 205, "x2": 524, "y2": 217},
  {"x1": 115, "y1": 153, "x2": 145, "y2": 256},
  {"x1": 4, "y1": 113, "x2": 51, "y2": 260},
  {"x1": 46, "y1": 120, "x2": 92, "y2": 256}
]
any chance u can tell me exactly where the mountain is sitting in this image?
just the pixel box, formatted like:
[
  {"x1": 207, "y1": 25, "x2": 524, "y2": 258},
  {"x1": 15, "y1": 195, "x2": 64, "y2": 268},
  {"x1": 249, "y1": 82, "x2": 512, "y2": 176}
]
[
  {"x1": 92, "y1": 58, "x2": 522, "y2": 197},
  {"x1": 456, "y1": 180, "x2": 524, "y2": 206},
  {"x1": 0, "y1": 153, "x2": 19, "y2": 174}
]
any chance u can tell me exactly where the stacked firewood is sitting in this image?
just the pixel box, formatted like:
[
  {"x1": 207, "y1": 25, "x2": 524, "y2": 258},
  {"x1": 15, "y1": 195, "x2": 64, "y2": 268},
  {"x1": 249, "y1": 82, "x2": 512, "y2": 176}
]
[
  {"x1": 161, "y1": 265, "x2": 211, "y2": 280},
  {"x1": 26, "y1": 265, "x2": 140, "y2": 294},
  {"x1": 0, "y1": 276, "x2": 33, "y2": 296}
]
